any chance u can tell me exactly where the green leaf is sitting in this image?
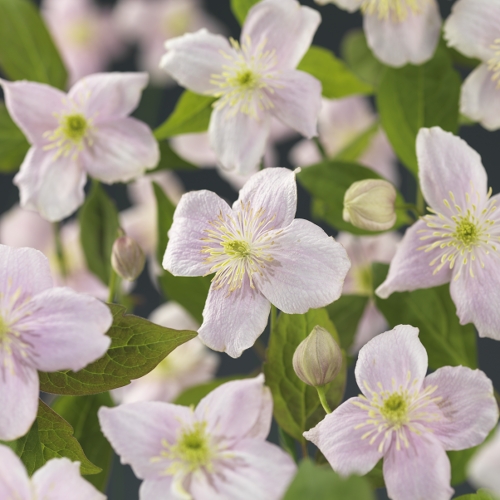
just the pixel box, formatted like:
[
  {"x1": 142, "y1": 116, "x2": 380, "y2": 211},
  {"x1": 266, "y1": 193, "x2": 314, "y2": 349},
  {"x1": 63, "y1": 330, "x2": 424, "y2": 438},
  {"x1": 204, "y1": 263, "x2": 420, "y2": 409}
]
[
  {"x1": 364, "y1": 459, "x2": 385, "y2": 489},
  {"x1": 297, "y1": 160, "x2": 411, "y2": 235},
  {"x1": 151, "y1": 141, "x2": 197, "y2": 173},
  {"x1": 297, "y1": 46, "x2": 373, "y2": 98},
  {"x1": 455, "y1": 490, "x2": 499, "y2": 500},
  {"x1": 154, "y1": 91, "x2": 215, "y2": 140},
  {"x1": 153, "y1": 181, "x2": 176, "y2": 265},
  {"x1": 372, "y1": 263, "x2": 477, "y2": 370},
  {"x1": 173, "y1": 376, "x2": 244, "y2": 407},
  {"x1": 283, "y1": 459, "x2": 375, "y2": 500},
  {"x1": 52, "y1": 393, "x2": 114, "y2": 491},
  {"x1": 334, "y1": 122, "x2": 379, "y2": 162},
  {"x1": 39, "y1": 303, "x2": 197, "y2": 395},
  {"x1": 230, "y1": 0, "x2": 260, "y2": 24},
  {"x1": 0, "y1": 103, "x2": 30, "y2": 173},
  {"x1": 340, "y1": 30, "x2": 386, "y2": 87},
  {"x1": 263, "y1": 308, "x2": 347, "y2": 441},
  {"x1": 0, "y1": 0, "x2": 67, "y2": 88},
  {"x1": 79, "y1": 181, "x2": 120, "y2": 285},
  {"x1": 377, "y1": 43, "x2": 461, "y2": 175}
]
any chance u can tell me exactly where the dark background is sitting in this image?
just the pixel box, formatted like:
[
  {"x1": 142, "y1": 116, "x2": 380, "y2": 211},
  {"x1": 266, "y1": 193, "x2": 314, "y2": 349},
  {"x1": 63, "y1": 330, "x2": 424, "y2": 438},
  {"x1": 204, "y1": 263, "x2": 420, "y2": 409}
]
[{"x1": 1, "y1": 0, "x2": 499, "y2": 498}]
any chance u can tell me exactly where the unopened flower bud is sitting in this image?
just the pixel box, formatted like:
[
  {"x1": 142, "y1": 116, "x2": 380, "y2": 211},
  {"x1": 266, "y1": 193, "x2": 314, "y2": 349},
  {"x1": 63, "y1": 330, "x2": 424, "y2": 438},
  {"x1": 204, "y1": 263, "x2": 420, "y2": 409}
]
[
  {"x1": 343, "y1": 179, "x2": 397, "y2": 231},
  {"x1": 111, "y1": 235, "x2": 146, "y2": 281},
  {"x1": 292, "y1": 326, "x2": 343, "y2": 387}
]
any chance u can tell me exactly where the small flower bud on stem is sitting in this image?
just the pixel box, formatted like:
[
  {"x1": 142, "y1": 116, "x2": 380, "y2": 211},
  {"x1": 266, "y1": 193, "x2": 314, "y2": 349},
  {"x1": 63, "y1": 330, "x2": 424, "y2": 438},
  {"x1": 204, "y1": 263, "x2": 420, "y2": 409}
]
[{"x1": 111, "y1": 234, "x2": 146, "y2": 282}]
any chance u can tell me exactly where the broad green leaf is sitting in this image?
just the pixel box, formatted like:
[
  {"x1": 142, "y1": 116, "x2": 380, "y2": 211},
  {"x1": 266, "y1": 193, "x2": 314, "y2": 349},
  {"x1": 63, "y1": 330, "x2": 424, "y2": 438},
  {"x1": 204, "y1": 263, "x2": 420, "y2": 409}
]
[
  {"x1": 39, "y1": 304, "x2": 197, "y2": 395},
  {"x1": 283, "y1": 459, "x2": 375, "y2": 500},
  {"x1": 154, "y1": 91, "x2": 215, "y2": 140},
  {"x1": 455, "y1": 490, "x2": 499, "y2": 500},
  {"x1": 0, "y1": 0, "x2": 67, "y2": 88},
  {"x1": 297, "y1": 160, "x2": 411, "y2": 235},
  {"x1": 279, "y1": 427, "x2": 298, "y2": 463},
  {"x1": 297, "y1": 46, "x2": 373, "y2": 98},
  {"x1": 334, "y1": 123, "x2": 379, "y2": 162},
  {"x1": 52, "y1": 393, "x2": 114, "y2": 491},
  {"x1": 79, "y1": 181, "x2": 120, "y2": 285},
  {"x1": 340, "y1": 30, "x2": 386, "y2": 87},
  {"x1": 174, "y1": 376, "x2": 244, "y2": 407},
  {"x1": 372, "y1": 263, "x2": 477, "y2": 370},
  {"x1": 0, "y1": 103, "x2": 30, "y2": 173},
  {"x1": 153, "y1": 181, "x2": 176, "y2": 265},
  {"x1": 230, "y1": 0, "x2": 260, "y2": 24},
  {"x1": 377, "y1": 43, "x2": 461, "y2": 175},
  {"x1": 364, "y1": 459, "x2": 385, "y2": 489},
  {"x1": 151, "y1": 141, "x2": 197, "y2": 173},
  {"x1": 263, "y1": 308, "x2": 347, "y2": 441}
]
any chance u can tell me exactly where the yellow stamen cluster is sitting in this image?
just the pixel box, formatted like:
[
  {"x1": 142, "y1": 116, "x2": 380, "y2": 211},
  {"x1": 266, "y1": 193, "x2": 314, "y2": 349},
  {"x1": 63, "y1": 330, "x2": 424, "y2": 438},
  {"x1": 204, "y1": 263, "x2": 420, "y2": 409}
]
[
  {"x1": 488, "y1": 39, "x2": 500, "y2": 88},
  {"x1": 361, "y1": 0, "x2": 426, "y2": 22}
]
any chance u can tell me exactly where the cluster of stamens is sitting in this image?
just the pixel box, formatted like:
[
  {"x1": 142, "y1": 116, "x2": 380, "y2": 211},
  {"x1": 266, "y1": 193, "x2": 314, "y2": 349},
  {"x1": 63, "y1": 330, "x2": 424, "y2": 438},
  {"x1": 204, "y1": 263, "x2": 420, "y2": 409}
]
[
  {"x1": 488, "y1": 39, "x2": 500, "y2": 89},
  {"x1": 361, "y1": 0, "x2": 426, "y2": 22}
]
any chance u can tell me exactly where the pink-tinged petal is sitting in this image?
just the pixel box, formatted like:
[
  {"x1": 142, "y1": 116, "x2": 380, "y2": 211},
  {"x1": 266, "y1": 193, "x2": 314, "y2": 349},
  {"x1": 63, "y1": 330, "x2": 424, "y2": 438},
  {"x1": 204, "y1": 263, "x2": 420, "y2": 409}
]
[
  {"x1": 423, "y1": 366, "x2": 498, "y2": 450},
  {"x1": 255, "y1": 219, "x2": 351, "y2": 313},
  {"x1": 0, "y1": 364, "x2": 39, "y2": 440},
  {"x1": 209, "y1": 107, "x2": 270, "y2": 175},
  {"x1": 315, "y1": 0, "x2": 363, "y2": 12},
  {"x1": 0, "y1": 445, "x2": 31, "y2": 500},
  {"x1": 360, "y1": 131, "x2": 399, "y2": 186},
  {"x1": 355, "y1": 325, "x2": 428, "y2": 395},
  {"x1": 190, "y1": 440, "x2": 296, "y2": 500},
  {"x1": 242, "y1": 0, "x2": 321, "y2": 70},
  {"x1": 68, "y1": 72, "x2": 149, "y2": 120},
  {"x1": 375, "y1": 220, "x2": 452, "y2": 299},
  {"x1": 98, "y1": 403, "x2": 194, "y2": 479},
  {"x1": 0, "y1": 79, "x2": 65, "y2": 145},
  {"x1": 32, "y1": 458, "x2": 105, "y2": 500},
  {"x1": 170, "y1": 132, "x2": 218, "y2": 167},
  {"x1": 163, "y1": 190, "x2": 231, "y2": 277},
  {"x1": 288, "y1": 139, "x2": 321, "y2": 167},
  {"x1": 139, "y1": 478, "x2": 174, "y2": 500},
  {"x1": 417, "y1": 127, "x2": 488, "y2": 212},
  {"x1": 350, "y1": 300, "x2": 388, "y2": 354},
  {"x1": 363, "y1": 0, "x2": 441, "y2": 67},
  {"x1": 269, "y1": 70, "x2": 321, "y2": 138},
  {"x1": 13, "y1": 147, "x2": 87, "y2": 222},
  {"x1": 304, "y1": 398, "x2": 386, "y2": 475},
  {"x1": 160, "y1": 29, "x2": 235, "y2": 94},
  {"x1": 383, "y1": 433, "x2": 453, "y2": 500},
  {"x1": 198, "y1": 278, "x2": 271, "y2": 358},
  {"x1": 234, "y1": 167, "x2": 297, "y2": 229},
  {"x1": 83, "y1": 118, "x2": 159, "y2": 183},
  {"x1": 461, "y1": 63, "x2": 500, "y2": 131},
  {"x1": 16, "y1": 287, "x2": 111, "y2": 372},
  {"x1": 195, "y1": 375, "x2": 272, "y2": 441},
  {"x1": 468, "y1": 428, "x2": 500, "y2": 495},
  {"x1": 444, "y1": 0, "x2": 500, "y2": 61}
]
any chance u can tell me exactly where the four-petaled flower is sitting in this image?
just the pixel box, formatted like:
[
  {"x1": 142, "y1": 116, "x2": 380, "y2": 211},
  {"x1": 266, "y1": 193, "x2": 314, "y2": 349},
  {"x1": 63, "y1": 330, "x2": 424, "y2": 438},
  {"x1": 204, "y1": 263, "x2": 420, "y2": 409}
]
[
  {"x1": 304, "y1": 325, "x2": 498, "y2": 500},
  {"x1": 163, "y1": 168, "x2": 351, "y2": 358}
]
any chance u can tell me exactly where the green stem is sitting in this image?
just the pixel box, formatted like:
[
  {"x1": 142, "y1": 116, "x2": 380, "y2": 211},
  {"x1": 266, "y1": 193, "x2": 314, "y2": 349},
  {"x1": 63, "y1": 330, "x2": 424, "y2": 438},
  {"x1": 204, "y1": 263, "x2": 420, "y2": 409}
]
[
  {"x1": 416, "y1": 185, "x2": 425, "y2": 215},
  {"x1": 395, "y1": 203, "x2": 421, "y2": 220},
  {"x1": 316, "y1": 385, "x2": 332, "y2": 414},
  {"x1": 252, "y1": 339, "x2": 266, "y2": 361},
  {"x1": 313, "y1": 137, "x2": 327, "y2": 160},
  {"x1": 108, "y1": 269, "x2": 119, "y2": 303},
  {"x1": 53, "y1": 222, "x2": 68, "y2": 278}
]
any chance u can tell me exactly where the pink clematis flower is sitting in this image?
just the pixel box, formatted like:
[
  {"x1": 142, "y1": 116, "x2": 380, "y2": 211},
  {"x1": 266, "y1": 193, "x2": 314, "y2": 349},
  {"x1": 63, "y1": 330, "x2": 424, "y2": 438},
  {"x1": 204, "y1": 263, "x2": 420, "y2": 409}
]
[
  {"x1": 468, "y1": 426, "x2": 500, "y2": 495},
  {"x1": 99, "y1": 375, "x2": 296, "y2": 499},
  {"x1": 315, "y1": 0, "x2": 441, "y2": 67},
  {"x1": 376, "y1": 127, "x2": 500, "y2": 340},
  {"x1": 163, "y1": 168, "x2": 351, "y2": 358},
  {"x1": 160, "y1": 0, "x2": 322, "y2": 174},
  {"x1": 0, "y1": 447, "x2": 105, "y2": 500},
  {"x1": 289, "y1": 96, "x2": 399, "y2": 185},
  {"x1": 1, "y1": 73, "x2": 159, "y2": 222},
  {"x1": 444, "y1": 0, "x2": 500, "y2": 131},
  {"x1": 304, "y1": 325, "x2": 498, "y2": 500},
  {"x1": 0, "y1": 244, "x2": 112, "y2": 440}
]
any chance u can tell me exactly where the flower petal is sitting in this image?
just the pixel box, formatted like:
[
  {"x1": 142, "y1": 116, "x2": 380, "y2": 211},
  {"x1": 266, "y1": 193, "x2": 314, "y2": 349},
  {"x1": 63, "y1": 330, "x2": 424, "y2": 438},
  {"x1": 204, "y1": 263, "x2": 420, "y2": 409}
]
[
  {"x1": 460, "y1": 63, "x2": 500, "y2": 132},
  {"x1": 314, "y1": 0, "x2": 363, "y2": 12},
  {"x1": 160, "y1": 29, "x2": 235, "y2": 94},
  {"x1": 255, "y1": 219, "x2": 351, "y2": 313},
  {"x1": 375, "y1": 219, "x2": 452, "y2": 299},
  {"x1": 195, "y1": 375, "x2": 272, "y2": 441},
  {"x1": 68, "y1": 72, "x2": 149, "y2": 120},
  {"x1": 383, "y1": 433, "x2": 453, "y2": 500},
  {"x1": 0, "y1": 445, "x2": 31, "y2": 500},
  {"x1": 16, "y1": 287, "x2": 111, "y2": 372},
  {"x1": 32, "y1": 458, "x2": 106, "y2": 500},
  {"x1": 0, "y1": 79, "x2": 66, "y2": 145},
  {"x1": 163, "y1": 190, "x2": 232, "y2": 277},
  {"x1": 303, "y1": 398, "x2": 386, "y2": 476},
  {"x1": 360, "y1": 131, "x2": 399, "y2": 185},
  {"x1": 423, "y1": 366, "x2": 498, "y2": 450},
  {"x1": 417, "y1": 127, "x2": 488, "y2": 213},
  {"x1": 83, "y1": 118, "x2": 159, "y2": 183},
  {"x1": 468, "y1": 428, "x2": 500, "y2": 495},
  {"x1": 269, "y1": 70, "x2": 321, "y2": 138},
  {"x1": 355, "y1": 325, "x2": 428, "y2": 395},
  {"x1": 363, "y1": 0, "x2": 441, "y2": 67},
  {"x1": 139, "y1": 478, "x2": 174, "y2": 500},
  {"x1": 242, "y1": 0, "x2": 321, "y2": 70},
  {"x1": 198, "y1": 277, "x2": 271, "y2": 358},
  {"x1": 351, "y1": 300, "x2": 388, "y2": 354},
  {"x1": 13, "y1": 147, "x2": 87, "y2": 222},
  {"x1": 98, "y1": 403, "x2": 194, "y2": 479},
  {"x1": 208, "y1": 106, "x2": 270, "y2": 175}
]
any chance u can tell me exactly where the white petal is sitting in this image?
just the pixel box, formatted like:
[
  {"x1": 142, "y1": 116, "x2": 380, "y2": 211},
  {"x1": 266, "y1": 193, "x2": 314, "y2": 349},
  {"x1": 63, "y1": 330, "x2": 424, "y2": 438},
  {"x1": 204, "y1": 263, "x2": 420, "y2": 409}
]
[
  {"x1": 0, "y1": 445, "x2": 31, "y2": 500},
  {"x1": 468, "y1": 428, "x2": 500, "y2": 495}
]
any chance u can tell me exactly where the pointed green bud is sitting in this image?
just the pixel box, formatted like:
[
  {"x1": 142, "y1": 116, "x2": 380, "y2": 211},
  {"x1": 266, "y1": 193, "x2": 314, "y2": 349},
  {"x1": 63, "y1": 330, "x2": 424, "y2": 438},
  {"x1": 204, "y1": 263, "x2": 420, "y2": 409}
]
[
  {"x1": 111, "y1": 235, "x2": 146, "y2": 281},
  {"x1": 292, "y1": 326, "x2": 343, "y2": 387},
  {"x1": 343, "y1": 179, "x2": 397, "y2": 231}
]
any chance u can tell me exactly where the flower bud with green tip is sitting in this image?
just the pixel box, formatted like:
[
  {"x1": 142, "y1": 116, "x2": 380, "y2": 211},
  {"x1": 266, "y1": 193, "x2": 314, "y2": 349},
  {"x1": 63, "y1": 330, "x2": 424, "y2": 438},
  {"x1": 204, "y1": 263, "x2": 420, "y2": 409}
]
[
  {"x1": 343, "y1": 179, "x2": 397, "y2": 231},
  {"x1": 111, "y1": 235, "x2": 146, "y2": 281}
]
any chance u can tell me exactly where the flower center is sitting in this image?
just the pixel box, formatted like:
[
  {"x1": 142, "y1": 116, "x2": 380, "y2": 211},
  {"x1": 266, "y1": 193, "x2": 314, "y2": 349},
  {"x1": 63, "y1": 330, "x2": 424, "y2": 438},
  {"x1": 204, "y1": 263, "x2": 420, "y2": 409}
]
[
  {"x1": 223, "y1": 239, "x2": 252, "y2": 258},
  {"x1": 0, "y1": 315, "x2": 9, "y2": 339},
  {"x1": 487, "y1": 39, "x2": 500, "y2": 89},
  {"x1": 380, "y1": 393, "x2": 408, "y2": 425},
  {"x1": 66, "y1": 20, "x2": 94, "y2": 46},
  {"x1": 361, "y1": 0, "x2": 426, "y2": 22}
]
